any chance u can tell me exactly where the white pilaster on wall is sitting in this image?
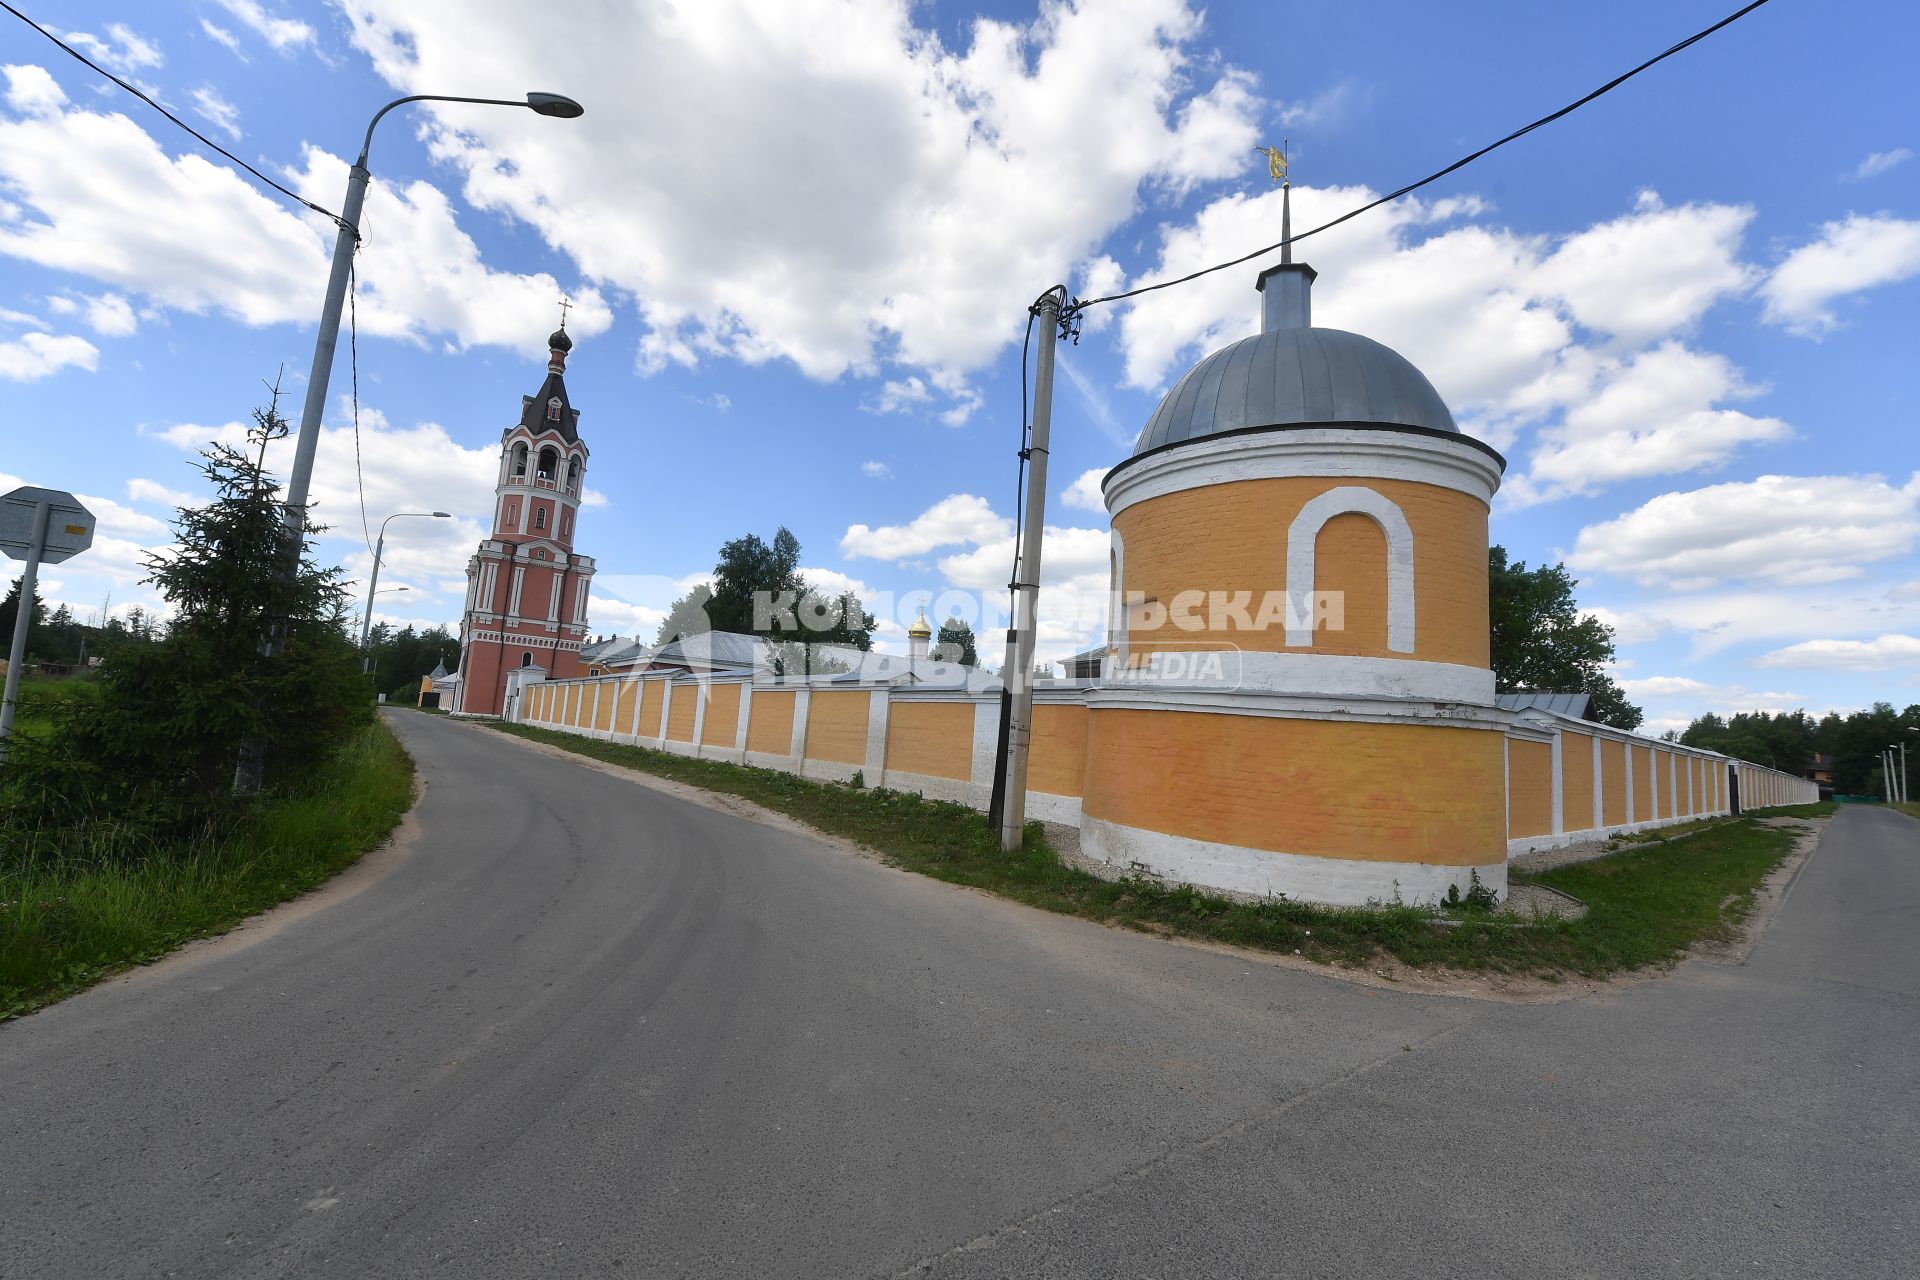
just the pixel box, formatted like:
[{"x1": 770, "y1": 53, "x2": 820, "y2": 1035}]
[
  {"x1": 1650, "y1": 746, "x2": 1660, "y2": 820},
  {"x1": 1670, "y1": 753, "x2": 1680, "y2": 816},
  {"x1": 1628, "y1": 744, "x2": 1641, "y2": 823},
  {"x1": 1502, "y1": 738, "x2": 1511, "y2": 843},
  {"x1": 590, "y1": 681, "x2": 602, "y2": 734},
  {"x1": 970, "y1": 698, "x2": 1000, "y2": 790},
  {"x1": 1592, "y1": 734, "x2": 1603, "y2": 829},
  {"x1": 1549, "y1": 730, "x2": 1564, "y2": 836},
  {"x1": 657, "y1": 680, "x2": 674, "y2": 740},
  {"x1": 690, "y1": 680, "x2": 708, "y2": 748},
  {"x1": 790, "y1": 688, "x2": 811, "y2": 759},
  {"x1": 865, "y1": 689, "x2": 890, "y2": 784},
  {"x1": 736, "y1": 684, "x2": 754, "y2": 753}
]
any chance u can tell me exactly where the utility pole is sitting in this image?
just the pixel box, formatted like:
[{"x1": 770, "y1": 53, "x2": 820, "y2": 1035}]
[{"x1": 995, "y1": 286, "x2": 1066, "y2": 853}]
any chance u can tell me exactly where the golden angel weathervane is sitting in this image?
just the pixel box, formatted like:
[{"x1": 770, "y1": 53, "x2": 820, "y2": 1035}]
[{"x1": 1256, "y1": 140, "x2": 1289, "y2": 186}]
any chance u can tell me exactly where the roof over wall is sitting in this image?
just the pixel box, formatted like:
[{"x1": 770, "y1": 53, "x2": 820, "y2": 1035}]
[{"x1": 1496, "y1": 691, "x2": 1592, "y2": 719}]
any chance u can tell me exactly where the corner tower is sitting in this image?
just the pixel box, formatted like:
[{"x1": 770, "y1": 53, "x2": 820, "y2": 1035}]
[
  {"x1": 453, "y1": 324, "x2": 597, "y2": 716},
  {"x1": 1080, "y1": 252, "x2": 1511, "y2": 906}
]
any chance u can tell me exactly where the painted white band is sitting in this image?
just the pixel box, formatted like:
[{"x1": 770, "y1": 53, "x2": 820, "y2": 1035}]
[
  {"x1": 1080, "y1": 815, "x2": 1505, "y2": 908},
  {"x1": 1096, "y1": 650, "x2": 1495, "y2": 704},
  {"x1": 1103, "y1": 426, "x2": 1503, "y2": 517}
]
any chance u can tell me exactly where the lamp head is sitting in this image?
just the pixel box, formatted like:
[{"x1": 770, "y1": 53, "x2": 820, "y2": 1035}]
[
  {"x1": 431, "y1": 511, "x2": 451, "y2": 518},
  {"x1": 526, "y1": 92, "x2": 584, "y2": 119}
]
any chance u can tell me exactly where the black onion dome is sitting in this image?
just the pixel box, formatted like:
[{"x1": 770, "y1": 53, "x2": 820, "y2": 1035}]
[{"x1": 548, "y1": 327, "x2": 574, "y2": 353}]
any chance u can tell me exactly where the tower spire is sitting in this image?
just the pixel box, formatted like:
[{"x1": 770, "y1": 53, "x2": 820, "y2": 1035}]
[{"x1": 1281, "y1": 138, "x2": 1292, "y2": 265}]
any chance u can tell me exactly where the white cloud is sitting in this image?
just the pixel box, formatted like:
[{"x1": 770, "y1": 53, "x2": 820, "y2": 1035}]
[
  {"x1": 63, "y1": 24, "x2": 163, "y2": 77},
  {"x1": 2, "y1": 64, "x2": 66, "y2": 118},
  {"x1": 213, "y1": 0, "x2": 316, "y2": 52},
  {"x1": 1568, "y1": 472, "x2": 1920, "y2": 591},
  {"x1": 82, "y1": 292, "x2": 137, "y2": 336},
  {"x1": 840, "y1": 493, "x2": 1011, "y2": 559},
  {"x1": 1761, "y1": 214, "x2": 1920, "y2": 336},
  {"x1": 0, "y1": 94, "x2": 611, "y2": 351},
  {"x1": 0, "y1": 330, "x2": 98, "y2": 380},
  {"x1": 1507, "y1": 342, "x2": 1790, "y2": 505},
  {"x1": 199, "y1": 20, "x2": 246, "y2": 59},
  {"x1": 867, "y1": 376, "x2": 932, "y2": 415},
  {"x1": 861, "y1": 460, "x2": 893, "y2": 479},
  {"x1": 126, "y1": 478, "x2": 196, "y2": 509},
  {"x1": 1528, "y1": 193, "x2": 1755, "y2": 346},
  {"x1": 1618, "y1": 674, "x2": 1809, "y2": 716},
  {"x1": 151, "y1": 406, "x2": 502, "y2": 613},
  {"x1": 1755, "y1": 634, "x2": 1920, "y2": 672},
  {"x1": 1582, "y1": 605, "x2": 1670, "y2": 647},
  {"x1": 339, "y1": 0, "x2": 1263, "y2": 391},
  {"x1": 1059, "y1": 466, "x2": 1106, "y2": 512},
  {"x1": 1850, "y1": 148, "x2": 1912, "y2": 181},
  {"x1": 190, "y1": 86, "x2": 242, "y2": 140}
]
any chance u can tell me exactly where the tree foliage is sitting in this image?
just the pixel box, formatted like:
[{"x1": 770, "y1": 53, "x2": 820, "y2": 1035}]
[
  {"x1": 1488, "y1": 546, "x2": 1641, "y2": 730},
  {"x1": 365, "y1": 623, "x2": 459, "y2": 701},
  {"x1": 655, "y1": 526, "x2": 876, "y2": 652},
  {"x1": 935, "y1": 615, "x2": 979, "y2": 666},
  {"x1": 14, "y1": 400, "x2": 369, "y2": 839}
]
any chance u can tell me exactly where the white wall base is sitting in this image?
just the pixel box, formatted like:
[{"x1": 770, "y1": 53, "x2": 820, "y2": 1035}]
[
  {"x1": 1081, "y1": 815, "x2": 1506, "y2": 907},
  {"x1": 1507, "y1": 807, "x2": 1730, "y2": 857}
]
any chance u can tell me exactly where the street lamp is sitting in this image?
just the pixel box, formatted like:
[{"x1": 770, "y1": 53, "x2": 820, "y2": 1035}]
[
  {"x1": 360, "y1": 511, "x2": 449, "y2": 670},
  {"x1": 282, "y1": 91, "x2": 585, "y2": 547}
]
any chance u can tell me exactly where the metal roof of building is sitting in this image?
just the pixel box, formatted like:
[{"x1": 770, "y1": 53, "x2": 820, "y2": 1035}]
[
  {"x1": 1496, "y1": 691, "x2": 1592, "y2": 718},
  {"x1": 1132, "y1": 326, "x2": 1457, "y2": 457}
]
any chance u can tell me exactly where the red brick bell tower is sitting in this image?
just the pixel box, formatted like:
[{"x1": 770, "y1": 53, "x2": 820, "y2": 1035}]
[{"x1": 453, "y1": 323, "x2": 597, "y2": 716}]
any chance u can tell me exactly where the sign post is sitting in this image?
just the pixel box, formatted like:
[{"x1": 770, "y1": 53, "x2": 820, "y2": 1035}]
[{"x1": 0, "y1": 486, "x2": 96, "y2": 764}]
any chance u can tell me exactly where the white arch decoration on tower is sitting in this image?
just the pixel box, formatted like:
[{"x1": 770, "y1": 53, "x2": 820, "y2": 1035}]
[{"x1": 1283, "y1": 485, "x2": 1416, "y2": 652}]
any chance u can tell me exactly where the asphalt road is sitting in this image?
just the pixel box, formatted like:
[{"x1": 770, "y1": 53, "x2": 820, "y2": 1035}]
[{"x1": 2, "y1": 712, "x2": 1914, "y2": 1278}]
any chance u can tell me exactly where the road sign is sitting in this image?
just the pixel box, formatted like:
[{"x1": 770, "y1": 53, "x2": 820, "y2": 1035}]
[
  {"x1": 1, "y1": 486, "x2": 94, "y2": 564},
  {"x1": 2, "y1": 485, "x2": 97, "y2": 763}
]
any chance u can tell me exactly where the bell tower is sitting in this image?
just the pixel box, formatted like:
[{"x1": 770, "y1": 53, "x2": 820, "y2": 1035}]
[{"x1": 453, "y1": 322, "x2": 597, "y2": 716}]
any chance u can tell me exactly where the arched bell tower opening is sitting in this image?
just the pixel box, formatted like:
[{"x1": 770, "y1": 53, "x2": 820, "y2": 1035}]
[{"x1": 453, "y1": 319, "x2": 598, "y2": 717}]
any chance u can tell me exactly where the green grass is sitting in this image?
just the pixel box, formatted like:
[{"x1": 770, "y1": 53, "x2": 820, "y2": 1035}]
[
  {"x1": 1895, "y1": 802, "x2": 1919, "y2": 822},
  {"x1": 489, "y1": 721, "x2": 1820, "y2": 980},
  {"x1": 0, "y1": 720, "x2": 414, "y2": 1020}
]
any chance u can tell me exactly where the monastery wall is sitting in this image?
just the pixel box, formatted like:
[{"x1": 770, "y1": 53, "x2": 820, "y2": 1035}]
[{"x1": 509, "y1": 670, "x2": 1818, "y2": 886}]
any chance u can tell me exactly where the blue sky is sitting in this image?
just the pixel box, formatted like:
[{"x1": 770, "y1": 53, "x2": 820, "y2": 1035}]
[{"x1": 2, "y1": 0, "x2": 1916, "y2": 734}]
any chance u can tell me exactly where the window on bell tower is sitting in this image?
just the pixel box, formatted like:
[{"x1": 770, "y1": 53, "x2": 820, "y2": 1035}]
[{"x1": 535, "y1": 507, "x2": 547, "y2": 531}]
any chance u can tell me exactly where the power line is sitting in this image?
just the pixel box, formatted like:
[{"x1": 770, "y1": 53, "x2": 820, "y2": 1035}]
[
  {"x1": 0, "y1": 0, "x2": 346, "y2": 228},
  {"x1": 1069, "y1": 0, "x2": 1775, "y2": 314}
]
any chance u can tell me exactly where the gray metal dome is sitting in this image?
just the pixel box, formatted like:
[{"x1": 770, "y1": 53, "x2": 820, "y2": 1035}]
[
  {"x1": 1130, "y1": 261, "x2": 1455, "y2": 457},
  {"x1": 1133, "y1": 326, "x2": 1456, "y2": 456}
]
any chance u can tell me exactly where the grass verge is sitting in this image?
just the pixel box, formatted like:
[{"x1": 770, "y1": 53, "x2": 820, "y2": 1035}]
[
  {"x1": 489, "y1": 721, "x2": 1822, "y2": 980},
  {"x1": 1895, "y1": 802, "x2": 1919, "y2": 822},
  {"x1": 1, "y1": 720, "x2": 414, "y2": 1020}
]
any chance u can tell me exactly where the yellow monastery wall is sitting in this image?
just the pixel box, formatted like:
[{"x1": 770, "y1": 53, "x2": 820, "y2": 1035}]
[
  {"x1": 1600, "y1": 738, "x2": 1627, "y2": 827},
  {"x1": 1082, "y1": 709, "x2": 1504, "y2": 866},
  {"x1": 885, "y1": 702, "x2": 975, "y2": 781},
  {"x1": 702, "y1": 683, "x2": 742, "y2": 746},
  {"x1": 665, "y1": 684, "x2": 697, "y2": 742},
  {"x1": 1507, "y1": 740, "x2": 1554, "y2": 839},
  {"x1": 746, "y1": 689, "x2": 796, "y2": 756},
  {"x1": 1113, "y1": 475, "x2": 1490, "y2": 668},
  {"x1": 592, "y1": 682, "x2": 615, "y2": 732},
  {"x1": 1030, "y1": 704, "x2": 1090, "y2": 798},
  {"x1": 639, "y1": 679, "x2": 665, "y2": 737},
  {"x1": 1560, "y1": 731, "x2": 1594, "y2": 831},
  {"x1": 1657, "y1": 751, "x2": 1676, "y2": 818},
  {"x1": 615, "y1": 680, "x2": 638, "y2": 734},
  {"x1": 804, "y1": 690, "x2": 870, "y2": 766}
]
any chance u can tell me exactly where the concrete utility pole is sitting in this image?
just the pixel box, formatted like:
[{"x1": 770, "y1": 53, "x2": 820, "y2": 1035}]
[
  {"x1": 997, "y1": 286, "x2": 1066, "y2": 853},
  {"x1": 236, "y1": 92, "x2": 582, "y2": 791}
]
